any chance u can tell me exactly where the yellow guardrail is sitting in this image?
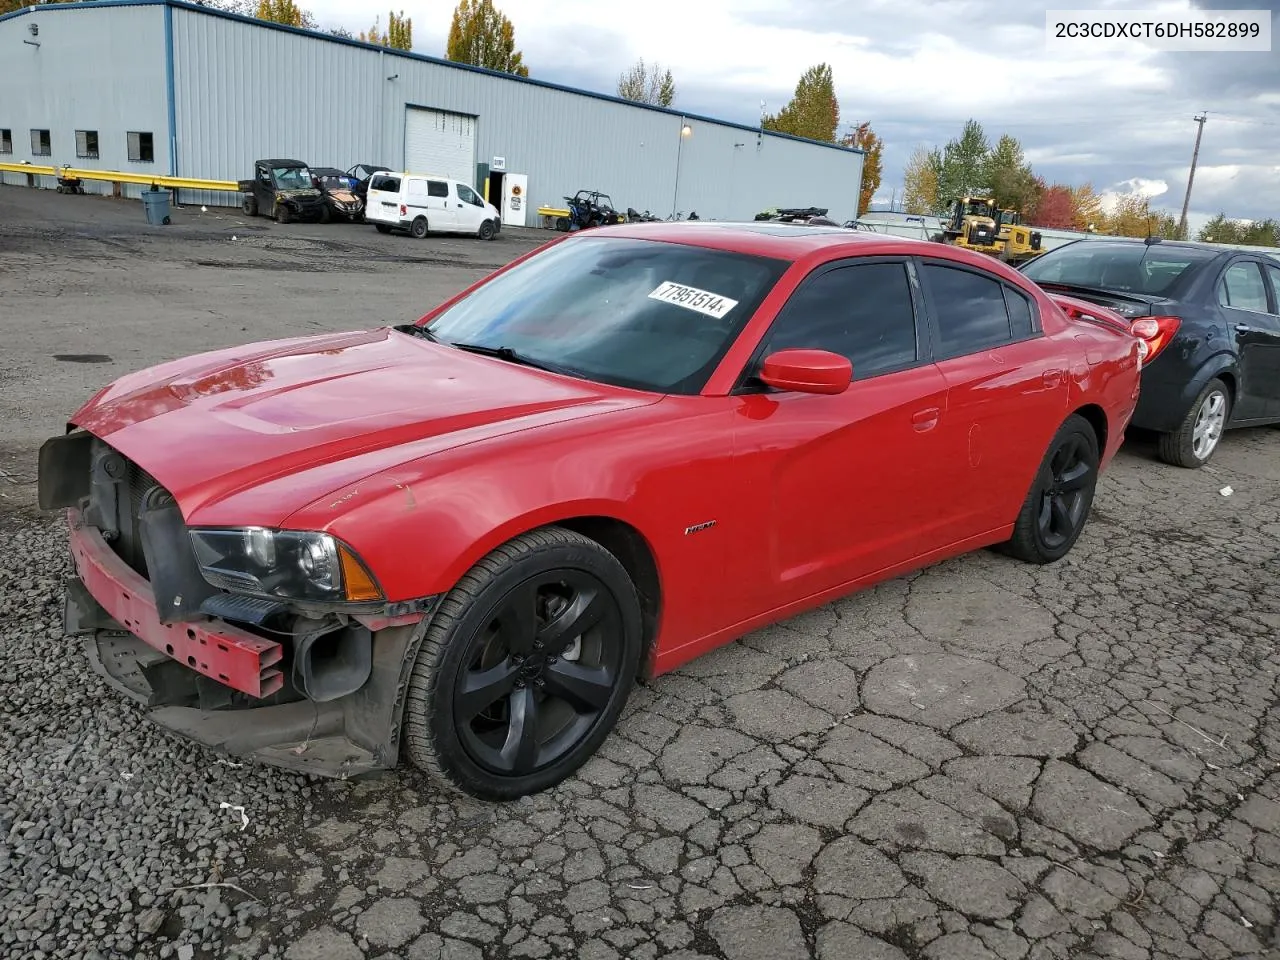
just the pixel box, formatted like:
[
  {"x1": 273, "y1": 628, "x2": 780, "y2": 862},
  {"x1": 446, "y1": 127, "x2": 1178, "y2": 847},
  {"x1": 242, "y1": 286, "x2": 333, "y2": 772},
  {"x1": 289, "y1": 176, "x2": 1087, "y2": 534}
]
[{"x1": 0, "y1": 161, "x2": 239, "y2": 194}]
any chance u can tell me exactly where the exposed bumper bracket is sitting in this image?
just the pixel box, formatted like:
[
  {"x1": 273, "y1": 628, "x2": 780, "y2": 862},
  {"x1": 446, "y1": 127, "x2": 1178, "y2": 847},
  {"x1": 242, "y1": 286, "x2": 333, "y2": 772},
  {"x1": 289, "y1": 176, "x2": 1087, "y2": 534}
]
[{"x1": 67, "y1": 509, "x2": 284, "y2": 699}]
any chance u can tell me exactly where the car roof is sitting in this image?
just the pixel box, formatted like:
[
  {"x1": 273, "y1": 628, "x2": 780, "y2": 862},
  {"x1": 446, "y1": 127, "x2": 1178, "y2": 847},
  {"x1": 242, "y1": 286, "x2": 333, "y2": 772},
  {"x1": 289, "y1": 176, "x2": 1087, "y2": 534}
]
[
  {"x1": 564, "y1": 220, "x2": 962, "y2": 263},
  {"x1": 262, "y1": 158, "x2": 308, "y2": 166},
  {"x1": 1049, "y1": 236, "x2": 1232, "y2": 258},
  {"x1": 311, "y1": 167, "x2": 345, "y2": 176}
]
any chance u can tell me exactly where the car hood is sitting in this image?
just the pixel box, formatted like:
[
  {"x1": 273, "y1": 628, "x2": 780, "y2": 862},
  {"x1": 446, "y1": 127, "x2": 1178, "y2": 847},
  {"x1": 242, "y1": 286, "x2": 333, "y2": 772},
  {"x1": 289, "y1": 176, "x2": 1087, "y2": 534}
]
[{"x1": 71, "y1": 327, "x2": 654, "y2": 522}]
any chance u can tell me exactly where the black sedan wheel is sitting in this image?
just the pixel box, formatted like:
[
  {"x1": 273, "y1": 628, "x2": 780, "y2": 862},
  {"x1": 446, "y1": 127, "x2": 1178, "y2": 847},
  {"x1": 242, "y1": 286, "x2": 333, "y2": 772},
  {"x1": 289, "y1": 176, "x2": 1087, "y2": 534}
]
[
  {"x1": 404, "y1": 527, "x2": 643, "y2": 799},
  {"x1": 1157, "y1": 377, "x2": 1230, "y2": 468},
  {"x1": 1002, "y1": 413, "x2": 1099, "y2": 564}
]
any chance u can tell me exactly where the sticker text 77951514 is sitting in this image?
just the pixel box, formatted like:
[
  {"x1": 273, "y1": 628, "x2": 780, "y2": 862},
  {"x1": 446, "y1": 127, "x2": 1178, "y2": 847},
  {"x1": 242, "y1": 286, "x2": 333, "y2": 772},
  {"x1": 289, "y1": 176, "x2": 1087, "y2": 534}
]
[{"x1": 647, "y1": 281, "x2": 740, "y2": 319}]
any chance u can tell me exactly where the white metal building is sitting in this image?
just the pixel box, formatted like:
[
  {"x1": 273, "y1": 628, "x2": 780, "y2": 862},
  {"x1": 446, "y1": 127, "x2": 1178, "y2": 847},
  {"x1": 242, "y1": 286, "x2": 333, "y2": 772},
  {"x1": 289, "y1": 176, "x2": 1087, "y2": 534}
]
[{"x1": 0, "y1": 0, "x2": 865, "y2": 226}]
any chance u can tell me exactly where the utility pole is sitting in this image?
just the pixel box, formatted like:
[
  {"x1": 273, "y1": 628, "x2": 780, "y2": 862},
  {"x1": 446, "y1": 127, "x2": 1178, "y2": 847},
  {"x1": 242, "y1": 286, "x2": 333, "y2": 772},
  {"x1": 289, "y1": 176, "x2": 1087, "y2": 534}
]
[{"x1": 1177, "y1": 113, "x2": 1207, "y2": 241}]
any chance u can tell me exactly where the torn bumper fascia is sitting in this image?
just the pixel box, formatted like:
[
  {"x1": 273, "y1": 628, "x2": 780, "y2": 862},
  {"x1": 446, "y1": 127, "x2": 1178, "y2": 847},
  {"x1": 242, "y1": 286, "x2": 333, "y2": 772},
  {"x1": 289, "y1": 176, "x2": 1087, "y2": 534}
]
[{"x1": 64, "y1": 511, "x2": 436, "y2": 779}]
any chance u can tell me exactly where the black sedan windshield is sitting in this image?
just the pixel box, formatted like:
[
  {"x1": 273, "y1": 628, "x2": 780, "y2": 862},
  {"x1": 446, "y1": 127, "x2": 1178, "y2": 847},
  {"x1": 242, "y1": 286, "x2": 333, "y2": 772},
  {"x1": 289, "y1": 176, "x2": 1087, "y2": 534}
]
[
  {"x1": 1022, "y1": 241, "x2": 1217, "y2": 296},
  {"x1": 425, "y1": 235, "x2": 790, "y2": 393}
]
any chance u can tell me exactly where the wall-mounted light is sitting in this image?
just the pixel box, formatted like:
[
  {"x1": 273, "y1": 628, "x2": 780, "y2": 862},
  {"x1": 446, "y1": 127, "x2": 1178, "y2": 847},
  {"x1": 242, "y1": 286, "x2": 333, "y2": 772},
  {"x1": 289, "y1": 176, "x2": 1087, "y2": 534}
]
[{"x1": 681, "y1": 124, "x2": 692, "y2": 137}]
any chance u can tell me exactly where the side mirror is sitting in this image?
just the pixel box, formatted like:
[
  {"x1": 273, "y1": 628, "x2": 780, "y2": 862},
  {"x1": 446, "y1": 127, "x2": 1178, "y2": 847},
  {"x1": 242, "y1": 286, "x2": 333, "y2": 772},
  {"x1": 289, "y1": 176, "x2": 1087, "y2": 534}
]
[{"x1": 757, "y1": 348, "x2": 852, "y2": 395}]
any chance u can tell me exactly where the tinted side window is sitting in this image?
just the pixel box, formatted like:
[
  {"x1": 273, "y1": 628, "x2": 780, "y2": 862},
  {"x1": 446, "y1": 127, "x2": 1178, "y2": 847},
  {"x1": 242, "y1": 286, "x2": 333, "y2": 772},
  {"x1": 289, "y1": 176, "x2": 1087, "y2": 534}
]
[
  {"x1": 1220, "y1": 262, "x2": 1268, "y2": 312},
  {"x1": 922, "y1": 263, "x2": 1013, "y2": 358},
  {"x1": 370, "y1": 174, "x2": 400, "y2": 192},
  {"x1": 763, "y1": 262, "x2": 918, "y2": 380},
  {"x1": 1004, "y1": 286, "x2": 1035, "y2": 338},
  {"x1": 427, "y1": 180, "x2": 448, "y2": 198}
]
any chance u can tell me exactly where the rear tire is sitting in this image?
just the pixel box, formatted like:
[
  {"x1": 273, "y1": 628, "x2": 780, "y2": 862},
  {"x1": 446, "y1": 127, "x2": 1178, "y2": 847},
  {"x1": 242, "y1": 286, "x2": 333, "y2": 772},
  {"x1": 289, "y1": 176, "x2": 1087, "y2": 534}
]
[
  {"x1": 1156, "y1": 377, "x2": 1230, "y2": 468},
  {"x1": 241, "y1": 195, "x2": 257, "y2": 217},
  {"x1": 410, "y1": 216, "x2": 429, "y2": 239},
  {"x1": 403, "y1": 526, "x2": 643, "y2": 800},
  {"x1": 1002, "y1": 413, "x2": 1100, "y2": 564}
]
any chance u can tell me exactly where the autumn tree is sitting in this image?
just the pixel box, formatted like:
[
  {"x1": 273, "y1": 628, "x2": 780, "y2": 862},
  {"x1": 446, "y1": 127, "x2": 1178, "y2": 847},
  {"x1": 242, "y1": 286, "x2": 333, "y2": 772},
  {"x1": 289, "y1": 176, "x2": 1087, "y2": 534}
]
[
  {"x1": 447, "y1": 0, "x2": 528, "y2": 76},
  {"x1": 936, "y1": 119, "x2": 990, "y2": 205},
  {"x1": 617, "y1": 58, "x2": 675, "y2": 107},
  {"x1": 840, "y1": 122, "x2": 882, "y2": 217},
  {"x1": 762, "y1": 63, "x2": 839, "y2": 143},
  {"x1": 1070, "y1": 182, "x2": 1105, "y2": 232},
  {"x1": 1107, "y1": 194, "x2": 1156, "y2": 237},
  {"x1": 902, "y1": 145, "x2": 941, "y2": 215},
  {"x1": 254, "y1": 0, "x2": 314, "y2": 27},
  {"x1": 1028, "y1": 183, "x2": 1075, "y2": 229}
]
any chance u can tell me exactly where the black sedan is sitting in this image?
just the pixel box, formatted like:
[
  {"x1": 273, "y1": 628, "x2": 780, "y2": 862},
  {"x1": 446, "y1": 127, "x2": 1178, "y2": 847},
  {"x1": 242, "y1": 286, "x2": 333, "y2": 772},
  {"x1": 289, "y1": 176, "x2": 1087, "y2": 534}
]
[{"x1": 1021, "y1": 238, "x2": 1280, "y2": 467}]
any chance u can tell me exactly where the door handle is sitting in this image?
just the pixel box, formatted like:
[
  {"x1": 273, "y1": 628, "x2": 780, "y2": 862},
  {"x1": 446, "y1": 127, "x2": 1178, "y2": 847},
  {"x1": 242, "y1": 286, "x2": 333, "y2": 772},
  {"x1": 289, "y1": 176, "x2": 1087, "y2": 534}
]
[
  {"x1": 1043, "y1": 368, "x2": 1064, "y2": 387},
  {"x1": 1235, "y1": 323, "x2": 1251, "y2": 333},
  {"x1": 912, "y1": 407, "x2": 940, "y2": 431}
]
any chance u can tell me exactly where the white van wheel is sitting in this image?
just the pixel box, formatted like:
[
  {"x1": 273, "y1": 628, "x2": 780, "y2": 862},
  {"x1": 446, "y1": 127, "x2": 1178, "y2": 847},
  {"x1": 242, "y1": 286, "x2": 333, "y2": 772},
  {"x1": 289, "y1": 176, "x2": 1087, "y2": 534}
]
[
  {"x1": 410, "y1": 217, "x2": 429, "y2": 239},
  {"x1": 478, "y1": 219, "x2": 496, "y2": 241}
]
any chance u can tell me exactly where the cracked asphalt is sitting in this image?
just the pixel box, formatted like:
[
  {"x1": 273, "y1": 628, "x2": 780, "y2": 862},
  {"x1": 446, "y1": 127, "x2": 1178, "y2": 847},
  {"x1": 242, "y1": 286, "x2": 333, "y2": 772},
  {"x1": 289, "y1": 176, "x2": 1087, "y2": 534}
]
[{"x1": 2, "y1": 186, "x2": 1279, "y2": 960}]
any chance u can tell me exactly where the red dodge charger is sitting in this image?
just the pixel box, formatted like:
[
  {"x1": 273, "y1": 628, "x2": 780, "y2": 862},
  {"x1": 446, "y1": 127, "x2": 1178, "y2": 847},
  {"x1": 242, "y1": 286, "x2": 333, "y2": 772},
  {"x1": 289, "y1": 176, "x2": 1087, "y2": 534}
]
[{"x1": 39, "y1": 221, "x2": 1143, "y2": 799}]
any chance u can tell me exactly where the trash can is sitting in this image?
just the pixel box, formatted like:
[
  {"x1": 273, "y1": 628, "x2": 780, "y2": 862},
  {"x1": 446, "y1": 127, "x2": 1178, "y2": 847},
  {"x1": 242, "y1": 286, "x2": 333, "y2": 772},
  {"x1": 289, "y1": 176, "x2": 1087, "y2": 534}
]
[{"x1": 141, "y1": 188, "x2": 171, "y2": 226}]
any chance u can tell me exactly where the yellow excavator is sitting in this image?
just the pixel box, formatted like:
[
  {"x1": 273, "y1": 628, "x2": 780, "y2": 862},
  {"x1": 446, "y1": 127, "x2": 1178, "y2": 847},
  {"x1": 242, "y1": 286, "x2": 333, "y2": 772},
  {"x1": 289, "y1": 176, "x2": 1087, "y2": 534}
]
[{"x1": 935, "y1": 194, "x2": 1044, "y2": 265}]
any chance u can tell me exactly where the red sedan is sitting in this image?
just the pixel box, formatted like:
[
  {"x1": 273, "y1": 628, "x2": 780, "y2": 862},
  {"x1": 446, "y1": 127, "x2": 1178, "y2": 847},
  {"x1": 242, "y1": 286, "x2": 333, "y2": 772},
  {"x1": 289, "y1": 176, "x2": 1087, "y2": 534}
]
[{"x1": 39, "y1": 222, "x2": 1142, "y2": 799}]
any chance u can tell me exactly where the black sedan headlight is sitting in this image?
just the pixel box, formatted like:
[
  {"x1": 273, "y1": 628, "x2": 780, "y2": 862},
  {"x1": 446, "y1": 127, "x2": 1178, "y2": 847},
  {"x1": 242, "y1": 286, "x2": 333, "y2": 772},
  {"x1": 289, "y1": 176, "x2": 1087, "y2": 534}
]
[{"x1": 188, "y1": 527, "x2": 382, "y2": 603}]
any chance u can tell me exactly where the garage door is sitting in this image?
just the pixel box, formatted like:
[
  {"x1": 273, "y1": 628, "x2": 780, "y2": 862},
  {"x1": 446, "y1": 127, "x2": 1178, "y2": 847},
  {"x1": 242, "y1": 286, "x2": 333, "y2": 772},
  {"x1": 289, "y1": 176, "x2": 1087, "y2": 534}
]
[{"x1": 404, "y1": 107, "x2": 476, "y2": 184}]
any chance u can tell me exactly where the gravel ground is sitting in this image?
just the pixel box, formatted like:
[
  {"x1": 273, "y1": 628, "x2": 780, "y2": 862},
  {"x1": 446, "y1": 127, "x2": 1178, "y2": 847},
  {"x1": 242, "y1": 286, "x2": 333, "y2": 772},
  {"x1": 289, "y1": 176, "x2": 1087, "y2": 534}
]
[{"x1": 1, "y1": 186, "x2": 1279, "y2": 960}]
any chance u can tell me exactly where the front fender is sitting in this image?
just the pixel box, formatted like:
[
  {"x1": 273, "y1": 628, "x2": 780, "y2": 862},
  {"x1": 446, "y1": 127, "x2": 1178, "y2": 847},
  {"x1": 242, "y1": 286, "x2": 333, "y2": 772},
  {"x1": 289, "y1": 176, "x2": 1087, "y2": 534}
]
[{"x1": 281, "y1": 397, "x2": 741, "y2": 654}]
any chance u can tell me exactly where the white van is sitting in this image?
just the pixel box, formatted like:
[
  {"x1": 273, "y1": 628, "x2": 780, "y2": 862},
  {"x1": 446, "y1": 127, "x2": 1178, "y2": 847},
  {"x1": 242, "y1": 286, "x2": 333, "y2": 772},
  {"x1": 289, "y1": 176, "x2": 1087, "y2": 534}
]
[{"x1": 365, "y1": 171, "x2": 502, "y2": 240}]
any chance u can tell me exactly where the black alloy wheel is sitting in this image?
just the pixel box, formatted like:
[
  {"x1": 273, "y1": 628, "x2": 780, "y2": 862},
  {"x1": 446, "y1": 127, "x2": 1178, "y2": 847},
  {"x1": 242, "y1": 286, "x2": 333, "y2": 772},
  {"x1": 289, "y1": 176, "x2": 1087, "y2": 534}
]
[
  {"x1": 1003, "y1": 413, "x2": 1099, "y2": 564},
  {"x1": 404, "y1": 527, "x2": 643, "y2": 800},
  {"x1": 453, "y1": 568, "x2": 623, "y2": 776}
]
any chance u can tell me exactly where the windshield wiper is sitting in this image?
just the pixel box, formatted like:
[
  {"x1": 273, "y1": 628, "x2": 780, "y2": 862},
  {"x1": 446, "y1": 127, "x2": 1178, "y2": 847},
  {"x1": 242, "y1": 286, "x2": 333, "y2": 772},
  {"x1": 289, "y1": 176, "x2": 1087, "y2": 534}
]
[{"x1": 447, "y1": 341, "x2": 577, "y2": 376}]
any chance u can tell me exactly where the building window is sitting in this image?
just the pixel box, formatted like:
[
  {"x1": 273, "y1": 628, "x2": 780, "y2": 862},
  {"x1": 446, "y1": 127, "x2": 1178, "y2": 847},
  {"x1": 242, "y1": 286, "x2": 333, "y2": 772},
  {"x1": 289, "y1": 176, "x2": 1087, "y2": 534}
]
[
  {"x1": 0, "y1": 129, "x2": 12, "y2": 154},
  {"x1": 127, "y1": 131, "x2": 154, "y2": 163},
  {"x1": 31, "y1": 129, "x2": 51, "y2": 156},
  {"x1": 76, "y1": 129, "x2": 99, "y2": 159}
]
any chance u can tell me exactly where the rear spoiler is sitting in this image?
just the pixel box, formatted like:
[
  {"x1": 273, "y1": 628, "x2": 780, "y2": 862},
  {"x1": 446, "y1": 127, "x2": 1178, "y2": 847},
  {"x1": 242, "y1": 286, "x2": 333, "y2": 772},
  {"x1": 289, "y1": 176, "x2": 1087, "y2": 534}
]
[{"x1": 1048, "y1": 293, "x2": 1132, "y2": 335}]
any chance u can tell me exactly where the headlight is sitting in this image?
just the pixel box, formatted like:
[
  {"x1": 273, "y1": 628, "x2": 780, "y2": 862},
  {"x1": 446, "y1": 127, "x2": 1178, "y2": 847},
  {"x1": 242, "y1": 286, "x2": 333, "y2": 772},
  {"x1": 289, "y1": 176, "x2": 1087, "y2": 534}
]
[{"x1": 188, "y1": 527, "x2": 382, "y2": 603}]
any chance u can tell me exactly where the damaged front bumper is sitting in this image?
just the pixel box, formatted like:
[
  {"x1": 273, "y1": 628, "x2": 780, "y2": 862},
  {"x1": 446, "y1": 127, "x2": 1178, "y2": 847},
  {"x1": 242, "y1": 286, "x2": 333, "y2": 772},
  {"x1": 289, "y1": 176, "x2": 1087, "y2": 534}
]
[
  {"x1": 43, "y1": 431, "x2": 437, "y2": 780},
  {"x1": 63, "y1": 515, "x2": 434, "y2": 778}
]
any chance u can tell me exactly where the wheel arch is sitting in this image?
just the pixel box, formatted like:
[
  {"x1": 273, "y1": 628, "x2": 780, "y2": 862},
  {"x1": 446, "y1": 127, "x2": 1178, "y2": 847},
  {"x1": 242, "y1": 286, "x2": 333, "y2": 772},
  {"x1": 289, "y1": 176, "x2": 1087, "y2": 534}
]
[
  {"x1": 421, "y1": 503, "x2": 666, "y2": 679},
  {"x1": 1071, "y1": 403, "x2": 1108, "y2": 457}
]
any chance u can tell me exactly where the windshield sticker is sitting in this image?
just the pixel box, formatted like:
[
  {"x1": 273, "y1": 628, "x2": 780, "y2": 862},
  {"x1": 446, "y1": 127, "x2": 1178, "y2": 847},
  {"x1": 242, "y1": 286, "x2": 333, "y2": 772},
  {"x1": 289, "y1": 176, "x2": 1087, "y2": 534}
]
[{"x1": 647, "y1": 281, "x2": 739, "y2": 319}]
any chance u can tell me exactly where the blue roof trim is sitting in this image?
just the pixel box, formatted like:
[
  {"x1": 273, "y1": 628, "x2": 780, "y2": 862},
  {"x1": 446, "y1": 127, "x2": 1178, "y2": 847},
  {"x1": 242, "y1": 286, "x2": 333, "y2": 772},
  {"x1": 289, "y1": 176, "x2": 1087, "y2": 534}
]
[{"x1": 0, "y1": 0, "x2": 863, "y2": 157}]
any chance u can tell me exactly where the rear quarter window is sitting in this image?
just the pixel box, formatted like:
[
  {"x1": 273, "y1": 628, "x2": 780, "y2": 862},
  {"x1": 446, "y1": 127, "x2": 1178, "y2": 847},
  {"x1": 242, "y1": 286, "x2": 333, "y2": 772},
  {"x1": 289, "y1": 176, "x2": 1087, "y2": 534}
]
[{"x1": 370, "y1": 175, "x2": 400, "y2": 193}]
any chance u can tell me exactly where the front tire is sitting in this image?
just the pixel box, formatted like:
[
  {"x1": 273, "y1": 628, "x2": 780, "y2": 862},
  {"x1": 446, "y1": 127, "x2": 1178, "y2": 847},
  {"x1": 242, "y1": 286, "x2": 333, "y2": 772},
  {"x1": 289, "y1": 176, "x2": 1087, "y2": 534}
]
[
  {"x1": 478, "y1": 219, "x2": 497, "y2": 241},
  {"x1": 1003, "y1": 413, "x2": 1100, "y2": 564},
  {"x1": 403, "y1": 527, "x2": 643, "y2": 800},
  {"x1": 275, "y1": 203, "x2": 291, "y2": 224},
  {"x1": 1157, "y1": 377, "x2": 1230, "y2": 468}
]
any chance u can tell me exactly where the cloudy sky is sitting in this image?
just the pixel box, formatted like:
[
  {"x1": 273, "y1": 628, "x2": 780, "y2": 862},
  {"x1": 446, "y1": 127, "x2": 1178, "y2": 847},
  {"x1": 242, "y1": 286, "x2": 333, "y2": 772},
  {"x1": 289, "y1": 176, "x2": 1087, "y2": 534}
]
[{"x1": 303, "y1": 0, "x2": 1279, "y2": 233}]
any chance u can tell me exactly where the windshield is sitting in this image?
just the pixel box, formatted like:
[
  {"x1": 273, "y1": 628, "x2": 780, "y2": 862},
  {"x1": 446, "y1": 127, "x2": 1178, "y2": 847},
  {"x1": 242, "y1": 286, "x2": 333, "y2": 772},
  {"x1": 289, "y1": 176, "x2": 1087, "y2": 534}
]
[
  {"x1": 424, "y1": 235, "x2": 790, "y2": 394},
  {"x1": 318, "y1": 175, "x2": 346, "y2": 191},
  {"x1": 272, "y1": 166, "x2": 312, "y2": 189},
  {"x1": 1022, "y1": 242, "x2": 1214, "y2": 296}
]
